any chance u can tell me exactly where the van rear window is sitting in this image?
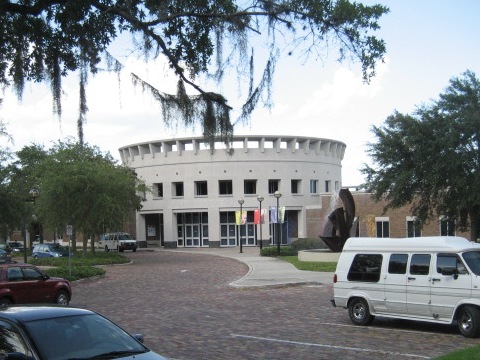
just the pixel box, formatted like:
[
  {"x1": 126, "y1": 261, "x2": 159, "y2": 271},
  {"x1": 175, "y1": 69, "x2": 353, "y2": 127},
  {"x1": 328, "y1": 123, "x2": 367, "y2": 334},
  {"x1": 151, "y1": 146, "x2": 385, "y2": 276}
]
[{"x1": 347, "y1": 254, "x2": 383, "y2": 282}]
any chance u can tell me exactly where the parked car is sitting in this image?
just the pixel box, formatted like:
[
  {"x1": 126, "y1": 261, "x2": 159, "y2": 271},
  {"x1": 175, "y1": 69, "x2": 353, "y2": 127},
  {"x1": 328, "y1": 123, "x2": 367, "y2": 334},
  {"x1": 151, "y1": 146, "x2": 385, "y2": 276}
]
[
  {"x1": 99, "y1": 232, "x2": 138, "y2": 252},
  {"x1": 0, "y1": 249, "x2": 12, "y2": 263},
  {"x1": 0, "y1": 242, "x2": 12, "y2": 254},
  {"x1": 32, "y1": 243, "x2": 71, "y2": 258},
  {"x1": 0, "y1": 263, "x2": 71, "y2": 306},
  {"x1": 0, "y1": 306, "x2": 168, "y2": 359},
  {"x1": 7, "y1": 241, "x2": 25, "y2": 253}
]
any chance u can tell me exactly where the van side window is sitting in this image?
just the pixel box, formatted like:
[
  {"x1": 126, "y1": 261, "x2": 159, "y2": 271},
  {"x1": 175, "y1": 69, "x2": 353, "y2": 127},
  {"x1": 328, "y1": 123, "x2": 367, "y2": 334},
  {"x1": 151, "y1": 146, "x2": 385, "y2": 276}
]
[
  {"x1": 410, "y1": 254, "x2": 431, "y2": 275},
  {"x1": 437, "y1": 253, "x2": 468, "y2": 275},
  {"x1": 347, "y1": 254, "x2": 382, "y2": 282},
  {"x1": 388, "y1": 254, "x2": 408, "y2": 274}
]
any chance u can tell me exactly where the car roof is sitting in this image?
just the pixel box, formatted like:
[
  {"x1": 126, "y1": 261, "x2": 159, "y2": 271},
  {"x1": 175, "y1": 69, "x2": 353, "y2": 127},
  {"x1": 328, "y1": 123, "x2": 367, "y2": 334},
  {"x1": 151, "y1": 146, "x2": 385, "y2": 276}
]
[{"x1": 0, "y1": 306, "x2": 93, "y2": 322}]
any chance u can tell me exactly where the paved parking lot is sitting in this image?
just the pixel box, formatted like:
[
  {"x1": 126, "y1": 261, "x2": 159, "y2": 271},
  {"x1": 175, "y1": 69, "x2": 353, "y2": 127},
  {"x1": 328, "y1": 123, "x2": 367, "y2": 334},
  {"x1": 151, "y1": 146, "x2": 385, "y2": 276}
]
[{"x1": 70, "y1": 250, "x2": 478, "y2": 360}]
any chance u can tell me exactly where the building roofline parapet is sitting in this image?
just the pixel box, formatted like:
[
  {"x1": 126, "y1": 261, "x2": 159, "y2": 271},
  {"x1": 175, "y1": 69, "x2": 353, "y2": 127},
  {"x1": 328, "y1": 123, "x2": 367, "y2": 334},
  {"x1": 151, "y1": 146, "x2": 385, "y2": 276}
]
[{"x1": 119, "y1": 135, "x2": 346, "y2": 164}]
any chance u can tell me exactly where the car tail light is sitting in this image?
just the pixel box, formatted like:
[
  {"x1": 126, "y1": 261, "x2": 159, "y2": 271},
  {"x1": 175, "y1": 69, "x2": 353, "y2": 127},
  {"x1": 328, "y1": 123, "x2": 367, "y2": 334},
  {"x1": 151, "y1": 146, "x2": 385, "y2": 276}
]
[{"x1": 333, "y1": 274, "x2": 337, "y2": 283}]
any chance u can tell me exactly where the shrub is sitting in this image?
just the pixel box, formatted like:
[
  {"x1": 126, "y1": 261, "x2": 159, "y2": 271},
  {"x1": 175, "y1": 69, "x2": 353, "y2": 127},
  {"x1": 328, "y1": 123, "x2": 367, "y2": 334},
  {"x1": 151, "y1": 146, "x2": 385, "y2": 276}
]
[
  {"x1": 261, "y1": 245, "x2": 298, "y2": 257},
  {"x1": 43, "y1": 266, "x2": 106, "y2": 282},
  {"x1": 290, "y1": 238, "x2": 328, "y2": 251},
  {"x1": 30, "y1": 251, "x2": 129, "y2": 267}
]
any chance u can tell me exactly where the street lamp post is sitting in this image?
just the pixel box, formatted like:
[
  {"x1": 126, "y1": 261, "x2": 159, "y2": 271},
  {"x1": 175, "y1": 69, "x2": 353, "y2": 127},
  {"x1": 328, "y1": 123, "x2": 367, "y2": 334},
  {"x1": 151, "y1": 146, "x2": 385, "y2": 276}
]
[
  {"x1": 24, "y1": 188, "x2": 39, "y2": 263},
  {"x1": 238, "y1": 199, "x2": 244, "y2": 253},
  {"x1": 274, "y1": 191, "x2": 282, "y2": 255},
  {"x1": 257, "y1": 196, "x2": 264, "y2": 250}
]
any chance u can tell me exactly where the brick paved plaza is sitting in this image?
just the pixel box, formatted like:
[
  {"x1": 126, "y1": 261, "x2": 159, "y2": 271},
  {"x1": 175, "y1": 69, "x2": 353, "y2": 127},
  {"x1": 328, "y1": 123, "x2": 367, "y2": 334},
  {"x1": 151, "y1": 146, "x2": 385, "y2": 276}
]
[{"x1": 70, "y1": 250, "x2": 478, "y2": 360}]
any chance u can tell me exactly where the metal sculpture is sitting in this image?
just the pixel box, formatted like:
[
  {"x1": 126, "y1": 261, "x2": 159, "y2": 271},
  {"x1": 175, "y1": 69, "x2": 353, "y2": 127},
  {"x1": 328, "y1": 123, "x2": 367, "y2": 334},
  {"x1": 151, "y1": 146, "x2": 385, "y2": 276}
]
[{"x1": 320, "y1": 188, "x2": 358, "y2": 252}]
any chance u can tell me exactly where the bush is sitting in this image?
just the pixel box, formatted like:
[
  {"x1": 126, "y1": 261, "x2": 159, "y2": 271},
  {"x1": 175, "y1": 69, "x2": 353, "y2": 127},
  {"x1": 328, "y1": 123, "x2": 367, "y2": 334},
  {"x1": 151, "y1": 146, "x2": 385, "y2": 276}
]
[
  {"x1": 43, "y1": 266, "x2": 106, "y2": 282},
  {"x1": 30, "y1": 251, "x2": 130, "y2": 267},
  {"x1": 261, "y1": 245, "x2": 298, "y2": 257},
  {"x1": 290, "y1": 238, "x2": 328, "y2": 251}
]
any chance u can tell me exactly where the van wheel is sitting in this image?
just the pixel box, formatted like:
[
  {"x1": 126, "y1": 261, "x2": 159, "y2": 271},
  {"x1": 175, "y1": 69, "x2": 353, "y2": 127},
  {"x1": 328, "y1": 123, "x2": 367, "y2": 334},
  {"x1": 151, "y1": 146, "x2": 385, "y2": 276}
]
[
  {"x1": 348, "y1": 298, "x2": 374, "y2": 325},
  {"x1": 458, "y1": 306, "x2": 480, "y2": 338},
  {"x1": 104, "y1": 245, "x2": 109, "y2": 252}
]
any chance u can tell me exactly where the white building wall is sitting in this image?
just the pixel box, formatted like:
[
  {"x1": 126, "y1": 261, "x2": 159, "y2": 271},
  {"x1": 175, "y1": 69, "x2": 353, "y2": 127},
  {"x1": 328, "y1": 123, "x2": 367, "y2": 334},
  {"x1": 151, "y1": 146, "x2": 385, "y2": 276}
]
[{"x1": 119, "y1": 135, "x2": 345, "y2": 248}]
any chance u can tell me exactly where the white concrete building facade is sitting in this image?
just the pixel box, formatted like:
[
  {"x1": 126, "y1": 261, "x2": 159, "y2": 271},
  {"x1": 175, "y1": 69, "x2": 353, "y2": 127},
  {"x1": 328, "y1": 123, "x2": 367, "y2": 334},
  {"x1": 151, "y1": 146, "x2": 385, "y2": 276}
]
[{"x1": 119, "y1": 135, "x2": 346, "y2": 248}]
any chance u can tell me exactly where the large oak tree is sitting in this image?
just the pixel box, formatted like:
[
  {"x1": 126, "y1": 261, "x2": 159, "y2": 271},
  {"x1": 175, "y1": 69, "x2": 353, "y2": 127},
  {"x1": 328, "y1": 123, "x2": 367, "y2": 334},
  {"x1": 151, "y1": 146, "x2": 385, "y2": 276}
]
[
  {"x1": 1, "y1": 0, "x2": 388, "y2": 145},
  {"x1": 8, "y1": 141, "x2": 146, "y2": 251},
  {"x1": 362, "y1": 70, "x2": 480, "y2": 241}
]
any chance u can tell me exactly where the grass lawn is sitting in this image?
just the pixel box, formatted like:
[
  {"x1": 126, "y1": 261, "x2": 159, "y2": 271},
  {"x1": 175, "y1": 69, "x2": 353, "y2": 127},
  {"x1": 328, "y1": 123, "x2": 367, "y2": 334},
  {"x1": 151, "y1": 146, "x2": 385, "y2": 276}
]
[
  {"x1": 280, "y1": 256, "x2": 337, "y2": 272},
  {"x1": 434, "y1": 345, "x2": 480, "y2": 359},
  {"x1": 25, "y1": 251, "x2": 130, "y2": 281}
]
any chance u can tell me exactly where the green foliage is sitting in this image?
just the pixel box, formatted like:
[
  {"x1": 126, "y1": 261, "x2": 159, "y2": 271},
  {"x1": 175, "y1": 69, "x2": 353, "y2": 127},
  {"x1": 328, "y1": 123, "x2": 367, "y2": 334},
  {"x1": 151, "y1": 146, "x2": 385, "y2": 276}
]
[
  {"x1": 16, "y1": 141, "x2": 147, "y2": 242},
  {"x1": 362, "y1": 70, "x2": 480, "y2": 240},
  {"x1": 1, "y1": 1, "x2": 388, "y2": 145},
  {"x1": 0, "y1": 121, "x2": 26, "y2": 239},
  {"x1": 30, "y1": 251, "x2": 130, "y2": 267},
  {"x1": 32, "y1": 251, "x2": 128, "y2": 281},
  {"x1": 280, "y1": 256, "x2": 337, "y2": 272},
  {"x1": 434, "y1": 346, "x2": 480, "y2": 360},
  {"x1": 2, "y1": 139, "x2": 145, "y2": 245},
  {"x1": 261, "y1": 245, "x2": 298, "y2": 257},
  {"x1": 43, "y1": 266, "x2": 106, "y2": 282},
  {"x1": 290, "y1": 238, "x2": 328, "y2": 251}
]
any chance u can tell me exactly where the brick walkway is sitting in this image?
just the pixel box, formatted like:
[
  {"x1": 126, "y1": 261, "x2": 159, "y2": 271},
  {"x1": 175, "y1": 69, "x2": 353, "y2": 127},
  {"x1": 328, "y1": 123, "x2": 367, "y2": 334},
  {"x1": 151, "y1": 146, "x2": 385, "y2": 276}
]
[{"x1": 70, "y1": 250, "x2": 477, "y2": 360}]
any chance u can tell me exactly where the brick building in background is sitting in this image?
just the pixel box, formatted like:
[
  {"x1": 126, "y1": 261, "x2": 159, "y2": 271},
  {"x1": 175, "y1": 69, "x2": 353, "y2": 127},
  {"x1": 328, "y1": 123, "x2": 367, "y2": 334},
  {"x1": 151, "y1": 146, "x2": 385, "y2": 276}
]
[{"x1": 311, "y1": 190, "x2": 470, "y2": 241}]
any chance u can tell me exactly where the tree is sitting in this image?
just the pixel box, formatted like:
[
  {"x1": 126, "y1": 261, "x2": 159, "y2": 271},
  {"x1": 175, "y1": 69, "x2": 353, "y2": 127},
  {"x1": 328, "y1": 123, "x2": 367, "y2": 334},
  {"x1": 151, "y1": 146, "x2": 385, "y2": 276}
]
[
  {"x1": 362, "y1": 70, "x2": 480, "y2": 241},
  {"x1": 6, "y1": 144, "x2": 47, "y2": 244},
  {"x1": 34, "y1": 141, "x2": 147, "y2": 252},
  {"x1": 1, "y1": 0, "x2": 388, "y2": 146},
  {"x1": 0, "y1": 120, "x2": 22, "y2": 240},
  {"x1": 8, "y1": 141, "x2": 146, "y2": 251}
]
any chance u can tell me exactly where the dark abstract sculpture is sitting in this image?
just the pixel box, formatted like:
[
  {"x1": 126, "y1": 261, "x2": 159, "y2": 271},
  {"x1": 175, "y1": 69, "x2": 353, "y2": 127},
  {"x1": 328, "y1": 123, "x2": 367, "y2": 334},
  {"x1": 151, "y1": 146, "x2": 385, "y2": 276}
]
[{"x1": 320, "y1": 188, "x2": 358, "y2": 252}]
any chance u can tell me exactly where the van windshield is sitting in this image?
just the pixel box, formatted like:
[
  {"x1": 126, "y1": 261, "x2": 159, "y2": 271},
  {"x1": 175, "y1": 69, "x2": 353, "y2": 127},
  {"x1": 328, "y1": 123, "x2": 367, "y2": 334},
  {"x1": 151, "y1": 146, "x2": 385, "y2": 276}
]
[
  {"x1": 462, "y1": 251, "x2": 480, "y2": 275},
  {"x1": 117, "y1": 234, "x2": 133, "y2": 240}
]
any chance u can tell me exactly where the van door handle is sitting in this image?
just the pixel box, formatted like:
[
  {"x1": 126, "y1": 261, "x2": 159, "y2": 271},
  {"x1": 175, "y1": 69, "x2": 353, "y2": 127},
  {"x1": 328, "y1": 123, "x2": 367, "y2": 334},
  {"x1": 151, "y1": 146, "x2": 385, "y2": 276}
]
[
  {"x1": 432, "y1": 278, "x2": 441, "y2": 282},
  {"x1": 408, "y1": 277, "x2": 415, "y2": 281}
]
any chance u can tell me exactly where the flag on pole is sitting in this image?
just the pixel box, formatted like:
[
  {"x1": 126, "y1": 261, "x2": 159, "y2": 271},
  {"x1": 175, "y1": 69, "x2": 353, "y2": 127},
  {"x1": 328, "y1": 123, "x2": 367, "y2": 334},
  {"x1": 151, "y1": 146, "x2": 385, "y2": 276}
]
[
  {"x1": 241, "y1": 210, "x2": 246, "y2": 225},
  {"x1": 254, "y1": 209, "x2": 260, "y2": 224},
  {"x1": 279, "y1": 206, "x2": 285, "y2": 223},
  {"x1": 270, "y1": 207, "x2": 277, "y2": 223}
]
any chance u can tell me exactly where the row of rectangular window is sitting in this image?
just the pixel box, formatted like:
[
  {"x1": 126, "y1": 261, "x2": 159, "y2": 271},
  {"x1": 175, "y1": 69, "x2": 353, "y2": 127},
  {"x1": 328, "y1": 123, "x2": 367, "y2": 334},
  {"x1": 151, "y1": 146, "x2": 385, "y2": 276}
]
[
  {"x1": 348, "y1": 252, "x2": 467, "y2": 282},
  {"x1": 375, "y1": 219, "x2": 456, "y2": 238},
  {"x1": 153, "y1": 179, "x2": 340, "y2": 197}
]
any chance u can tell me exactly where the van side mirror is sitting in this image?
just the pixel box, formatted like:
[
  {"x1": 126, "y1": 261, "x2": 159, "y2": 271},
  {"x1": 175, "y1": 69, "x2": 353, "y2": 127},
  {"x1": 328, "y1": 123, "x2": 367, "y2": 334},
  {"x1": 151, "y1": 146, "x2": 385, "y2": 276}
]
[{"x1": 440, "y1": 267, "x2": 459, "y2": 279}]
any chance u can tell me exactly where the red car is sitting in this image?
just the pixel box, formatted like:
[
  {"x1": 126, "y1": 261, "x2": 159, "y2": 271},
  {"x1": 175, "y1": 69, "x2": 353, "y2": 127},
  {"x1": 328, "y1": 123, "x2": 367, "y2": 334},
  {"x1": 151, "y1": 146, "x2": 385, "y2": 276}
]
[{"x1": 0, "y1": 263, "x2": 71, "y2": 306}]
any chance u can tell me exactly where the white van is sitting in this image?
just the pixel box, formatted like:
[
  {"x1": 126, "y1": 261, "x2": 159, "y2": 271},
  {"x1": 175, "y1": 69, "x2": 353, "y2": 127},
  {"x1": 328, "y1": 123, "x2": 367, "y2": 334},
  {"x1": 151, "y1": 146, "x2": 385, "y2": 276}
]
[
  {"x1": 332, "y1": 236, "x2": 480, "y2": 337},
  {"x1": 99, "y1": 232, "x2": 138, "y2": 252}
]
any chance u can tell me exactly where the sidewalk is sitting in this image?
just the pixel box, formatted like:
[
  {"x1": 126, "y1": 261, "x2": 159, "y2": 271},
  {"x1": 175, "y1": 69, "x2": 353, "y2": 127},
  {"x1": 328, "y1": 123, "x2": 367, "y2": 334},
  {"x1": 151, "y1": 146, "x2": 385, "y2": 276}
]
[{"x1": 162, "y1": 246, "x2": 334, "y2": 288}]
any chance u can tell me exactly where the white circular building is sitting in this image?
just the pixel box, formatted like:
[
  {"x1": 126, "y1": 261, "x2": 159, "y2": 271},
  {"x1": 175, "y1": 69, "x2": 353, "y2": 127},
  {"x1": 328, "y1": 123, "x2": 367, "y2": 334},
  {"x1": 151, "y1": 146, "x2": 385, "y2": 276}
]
[{"x1": 119, "y1": 135, "x2": 346, "y2": 248}]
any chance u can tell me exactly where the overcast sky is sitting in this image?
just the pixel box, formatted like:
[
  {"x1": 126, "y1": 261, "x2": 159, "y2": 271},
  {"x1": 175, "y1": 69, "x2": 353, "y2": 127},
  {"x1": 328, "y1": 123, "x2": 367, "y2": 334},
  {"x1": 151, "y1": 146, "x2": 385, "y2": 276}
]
[{"x1": 2, "y1": 0, "x2": 480, "y2": 186}]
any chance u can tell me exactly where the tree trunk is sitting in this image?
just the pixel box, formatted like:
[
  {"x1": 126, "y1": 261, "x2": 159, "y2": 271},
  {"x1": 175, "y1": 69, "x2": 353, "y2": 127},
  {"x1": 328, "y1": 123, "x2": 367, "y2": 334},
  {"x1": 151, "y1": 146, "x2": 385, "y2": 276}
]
[
  {"x1": 90, "y1": 234, "x2": 96, "y2": 253},
  {"x1": 83, "y1": 235, "x2": 88, "y2": 254},
  {"x1": 469, "y1": 206, "x2": 480, "y2": 242}
]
